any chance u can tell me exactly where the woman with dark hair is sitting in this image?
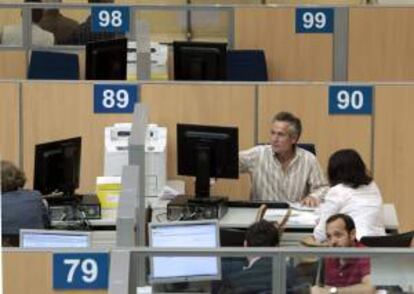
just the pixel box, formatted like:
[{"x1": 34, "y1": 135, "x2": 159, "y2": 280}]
[
  {"x1": 1, "y1": 160, "x2": 49, "y2": 246},
  {"x1": 313, "y1": 149, "x2": 385, "y2": 242}
]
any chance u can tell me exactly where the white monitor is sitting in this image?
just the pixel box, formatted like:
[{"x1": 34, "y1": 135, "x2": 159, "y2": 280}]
[
  {"x1": 19, "y1": 229, "x2": 91, "y2": 248},
  {"x1": 148, "y1": 220, "x2": 221, "y2": 283}
]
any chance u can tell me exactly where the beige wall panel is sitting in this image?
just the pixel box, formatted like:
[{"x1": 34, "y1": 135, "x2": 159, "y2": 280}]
[
  {"x1": 0, "y1": 9, "x2": 20, "y2": 27},
  {"x1": 0, "y1": 51, "x2": 26, "y2": 79},
  {"x1": 141, "y1": 84, "x2": 255, "y2": 200},
  {"x1": 349, "y1": 8, "x2": 414, "y2": 81},
  {"x1": 374, "y1": 86, "x2": 414, "y2": 232},
  {"x1": 3, "y1": 251, "x2": 106, "y2": 294},
  {"x1": 22, "y1": 82, "x2": 133, "y2": 193},
  {"x1": 235, "y1": 7, "x2": 332, "y2": 81},
  {"x1": 258, "y1": 84, "x2": 372, "y2": 174},
  {"x1": 0, "y1": 82, "x2": 19, "y2": 164},
  {"x1": 267, "y1": 0, "x2": 365, "y2": 3}
]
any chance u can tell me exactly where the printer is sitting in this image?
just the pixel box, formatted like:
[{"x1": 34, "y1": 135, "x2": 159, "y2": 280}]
[{"x1": 104, "y1": 123, "x2": 167, "y2": 197}]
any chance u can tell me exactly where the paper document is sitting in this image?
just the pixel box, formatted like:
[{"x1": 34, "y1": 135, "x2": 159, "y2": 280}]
[{"x1": 289, "y1": 202, "x2": 318, "y2": 212}]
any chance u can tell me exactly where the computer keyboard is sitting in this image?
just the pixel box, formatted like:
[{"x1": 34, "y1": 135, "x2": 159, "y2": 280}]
[{"x1": 227, "y1": 201, "x2": 289, "y2": 209}]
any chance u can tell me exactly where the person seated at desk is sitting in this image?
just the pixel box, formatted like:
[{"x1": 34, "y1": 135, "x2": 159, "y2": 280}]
[
  {"x1": 66, "y1": 0, "x2": 124, "y2": 45},
  {"x1": 1, "y1": 160, "x2": 49, "y2": 246},
  {"x1": 313, "y1": 149, "x2": 385, "y2": 242},
  {"x1": 312, "y1": 214, "x2": 375, "y2": 294},
  {"x1": 217, "y1": 220, "x2": 296, "y2": 294},
  {"x1": 0, "y1": 0, "x2": 54, "y2": 47},
  {"x1": 239, "y1": 111, "x2": 328, "y2": 207}
]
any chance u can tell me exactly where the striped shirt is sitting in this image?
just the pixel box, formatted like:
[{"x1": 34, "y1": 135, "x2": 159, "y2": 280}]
[{"x1": 239, "y1": 145, "x2": 328, "y2": 202}]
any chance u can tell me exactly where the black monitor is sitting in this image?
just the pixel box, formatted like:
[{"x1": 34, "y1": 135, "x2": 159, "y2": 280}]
[
  {"x1": 34, "y1": 137, "x2": 81, "y2": 196},
  {"x1": 173, "y1": 41, "x2": 227, "y2": 81},
  {"x1": 85, "y1": 38, "x2": 127, "y2": 80},
  {"x1": 177, "y1": 124, "x2": 238, "y2": 199}
]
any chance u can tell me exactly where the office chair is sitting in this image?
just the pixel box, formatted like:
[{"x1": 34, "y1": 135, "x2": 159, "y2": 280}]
[
  {"x1": 226, "y1": 50, "x2": 268, "y2": 81},
  {"x1": 360, "y1": 230, "x2": 414, "y2": 247},
  {"x1": 28, "y1": 51, "x2": 79, "y2": 80}
]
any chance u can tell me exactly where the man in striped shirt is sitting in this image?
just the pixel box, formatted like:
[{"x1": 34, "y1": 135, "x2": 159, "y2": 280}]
[{"x1": 239, "y1": 111, "x2": 328, "y2": 206}]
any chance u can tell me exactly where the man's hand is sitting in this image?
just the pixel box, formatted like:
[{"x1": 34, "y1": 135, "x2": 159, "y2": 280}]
[{"x1": 301, "y1": 196, "x2": 320, "y2": 207}]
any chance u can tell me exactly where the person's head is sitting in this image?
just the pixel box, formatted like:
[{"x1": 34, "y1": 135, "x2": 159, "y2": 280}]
[
  {"x1": 326, "y1": 214, "x2": 356, "y2": 247},
  {"x1": 25, "y1": 0, "x2": 43, "y2": 23},
  {"x1": 1, "y1": 161, "x2": 27, "y2": 193},
  {"x1": 327, "y1": 149, "x2": 372, "y2": 188},
  {"x1": 244, "y1": 220, "x2": 280, "y2": 247},
  {"x1": 270, "y1": 112, "x2": 302, "y2": 154}
]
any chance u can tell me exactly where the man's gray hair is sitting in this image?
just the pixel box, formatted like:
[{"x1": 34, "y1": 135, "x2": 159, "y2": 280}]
[{"x1": 271, "y1": 111, "x2": 302, "y2": 139}]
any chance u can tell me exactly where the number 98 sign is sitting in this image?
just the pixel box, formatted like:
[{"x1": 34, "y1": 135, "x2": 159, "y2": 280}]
[
  {"x1": 329, "y1": 86, "x2": 373, "y2": 115},
  {"x1": 92, "y1": 6, "x2": 130, "y2": 33},
  {"x1": 53, "y1": 253, "x2": 109, "y2": 289},
  {"x1": 94, "y1": 84, "x2": 138, "y2": 113}
]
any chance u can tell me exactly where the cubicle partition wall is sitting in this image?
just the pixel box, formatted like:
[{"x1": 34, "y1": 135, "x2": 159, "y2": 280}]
[
  {"x1": 258, "y1": 84, "x2": 372, "y2": 171},
  {"x1": 0, "y1": 82, "x2": 20, "y2": 164},
  {"x1": 3, "y1": 251, "x2": 107, "y2": 294},
  {"x1": 348, "y1": 7, "x2": 414, "y2": 81},
  {"x1": 21, "y1": 82, "x2": 134, "y2": 193},
  {"x1": 374, "y1": 85, "x2": 414, "y2": 233},
  {"x1": 141, "y1": 83, "x2": 255, "y2": 200},
  {"x1": 234, "y1": 7, "x2": 333, "y2": 81}
]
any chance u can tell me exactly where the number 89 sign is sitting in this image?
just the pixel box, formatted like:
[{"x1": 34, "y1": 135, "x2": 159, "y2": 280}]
[{"x1": 94, "y1": 84, "x2": 138, "y2": 113}]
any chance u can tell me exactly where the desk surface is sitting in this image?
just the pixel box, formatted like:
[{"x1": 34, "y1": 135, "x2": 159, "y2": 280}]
[{"x1": 83, "y1": 202, "x2": 399, "y2": 233}]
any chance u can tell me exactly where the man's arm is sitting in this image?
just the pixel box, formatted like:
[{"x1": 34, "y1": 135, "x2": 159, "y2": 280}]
[
  {"x1": 302, "y1": 158, "x2": 329, "y2": 206},
  {"x1": 239, "y1": 146, "x2": 260, "y2": 174}
]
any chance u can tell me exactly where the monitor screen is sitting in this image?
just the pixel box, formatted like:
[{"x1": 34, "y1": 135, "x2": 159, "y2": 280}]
[
  {"x1": 149, "y1": 220, "x2": 221, "y2": 283},
  {"x1": 86, "y1": 38, "x2": 127, "y2": 80},
  {"x1": 34, "y1": 137, "x2": 81, "y2": 196},
  {"x1": 19, "y1": 229, "x2": 91, "y2": 248},
  {"x1": 177, "y1": 124, "x2": 238, "y2": 198},
  {"x1": 173, "y1": 41, "x2": 227, "y2": 81}
]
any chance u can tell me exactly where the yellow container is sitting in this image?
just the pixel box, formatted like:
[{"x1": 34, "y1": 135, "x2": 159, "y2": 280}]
[{"x1": 96, "y1": 177, "x2": 121, "y2": 209}]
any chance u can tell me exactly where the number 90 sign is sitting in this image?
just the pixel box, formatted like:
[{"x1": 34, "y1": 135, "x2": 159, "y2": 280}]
[
  {"x1": 296, "y1": 8, "x2": 334, "y2": 33},
  {"x1": 329, "y1": 86, "x2": 373, "y2": 115},
  {"x1": 94, "y1": 84, "x2": 138, "y2": 113}
]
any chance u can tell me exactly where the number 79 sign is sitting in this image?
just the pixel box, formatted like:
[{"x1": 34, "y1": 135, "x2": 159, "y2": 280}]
[{"x1": 53, "y1": 253, "x2": 109, "y2": 289}]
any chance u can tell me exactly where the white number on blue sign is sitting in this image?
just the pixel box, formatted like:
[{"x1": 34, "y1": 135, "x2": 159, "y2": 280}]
[
  {"x1": 336, "y1": 90, "x2": 364, "y2": 110},
  {"x1": 64, "y1": 258, "x2": 98, "y2": 284},
  {"x1": 98, "y1": 10, "x2": 123, "y2": 28},
  {"x1": 302, "y1": 12, "x2": 326, "y2": 29},
  {"x1": 102, "y1": 89, "x2": 129, "y2": 109}
]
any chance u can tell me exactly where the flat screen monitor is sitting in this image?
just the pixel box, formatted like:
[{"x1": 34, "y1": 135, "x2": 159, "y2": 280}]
[
  {"x1": 34, "y1": 137, "x2": 81, "y2": 196},
  {"x1": 86, "y1": 38, "x2": 127, "y2": 80},
  {"x1": 173, "y1": 41, "x2": 227, "y2": 81},
  {"x1": 19, "y1": 229, "x2": 91, "y2": 248},
  {"x1": 177, "y1": 124, "x2": 238, "y2": 199},
  {"x1": 149, "y1": 220, "x2": 221, "y2": 283}
]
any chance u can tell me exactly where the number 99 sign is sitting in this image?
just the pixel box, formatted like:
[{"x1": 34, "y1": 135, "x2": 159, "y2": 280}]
[
  {"x1": 94, "y1": 84, "x2": 138, "y2": 113},
  {"x1": 296, "y1": 8, "x2": 334, "y2": 33}
]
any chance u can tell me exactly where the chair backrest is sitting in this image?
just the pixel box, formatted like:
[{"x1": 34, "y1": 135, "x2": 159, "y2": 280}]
[
  {"x1": 226, "y1": 50, "x2": 268, "y2": 81},
  {"x1": 297, "y1": 143, "x2": 316, "y2": 155},
  {"x1": 28, "y1": 51, "x2": 79, "y2": 80},
  {"x1": 255, "y1": 204, "x2": 292, "y2": 240},
  {"x1": 360, "y1": 230, "x2": 414, "y2": 247}
]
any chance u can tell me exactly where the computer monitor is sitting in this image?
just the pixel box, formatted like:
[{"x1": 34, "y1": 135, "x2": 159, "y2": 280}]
[
  {"x1": 173, "y1": 41, "x2": 227, "y2": 81},
  {"x1": 19, "y1": 229, "x2": 91, "y2": 248},
  {"x1": 85, "y1": 38, "x2": 127, "y2": 80},
  {"x1": 148, "y1": 220, "x2": 221, "y2": 283},
  {"x1": 177, "y1": 124, "x2": 238, "y2": 199},
  {"x1": 34, "y1": 137, "x2": 81, "y2": 196}
]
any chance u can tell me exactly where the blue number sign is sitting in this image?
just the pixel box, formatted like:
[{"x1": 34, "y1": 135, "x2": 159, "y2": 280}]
[
  {"x1": 92, "y1": 6, "x2": 130, "y2": 33},
  {"x1": 53, "y1": 253, "x2": 109, "y2": 289},
  {"x1": 94, "y1": 84, "x2": 139, "y2": 113},
  {"x1": 329, "y1": 85, "x2": 373, "y2": 115},
  {"x1": 296, "y1": 8, "x2": 334, "y2": 33}
]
